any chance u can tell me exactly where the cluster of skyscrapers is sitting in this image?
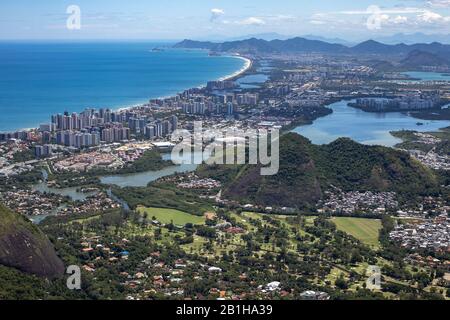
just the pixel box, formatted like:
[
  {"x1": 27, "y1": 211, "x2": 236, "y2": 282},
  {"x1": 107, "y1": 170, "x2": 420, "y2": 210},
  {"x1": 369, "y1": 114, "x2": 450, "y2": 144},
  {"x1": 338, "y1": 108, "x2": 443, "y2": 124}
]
[
  {"x1": 355, "y1": 92, "x2": 441, "y2": 111},
  {"x1": 127, "y1": 115, "x2": 178, "y2": 139},
  {"x1": 36, "y1": 109, "x2": 179, "y2": 149},
  {"x1": 180, "y1": 92, "x2": 258, "y2": 116},
  {"x1": 55, "y1": 130, "x2": 101, "y2": 148},
  {"x1": 0, "y1": 131, "x2": 33, "y2": 142}
]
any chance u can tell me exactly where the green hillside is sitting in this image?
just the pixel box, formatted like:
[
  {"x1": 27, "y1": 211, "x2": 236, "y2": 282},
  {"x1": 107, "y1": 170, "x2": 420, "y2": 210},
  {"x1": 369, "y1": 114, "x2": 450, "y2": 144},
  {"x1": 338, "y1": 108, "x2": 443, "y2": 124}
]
[
  {"x1": 198, "y1": 133, "x2": 440, "y2": 209},
  {"x1": 312, "y1": 137, "x2": 438, "y2": 196}
]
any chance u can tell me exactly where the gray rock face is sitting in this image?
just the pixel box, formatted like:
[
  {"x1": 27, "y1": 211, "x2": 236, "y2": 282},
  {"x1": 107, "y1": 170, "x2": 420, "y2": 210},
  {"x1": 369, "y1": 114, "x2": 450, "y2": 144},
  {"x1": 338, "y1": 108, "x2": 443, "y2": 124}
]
[{"x1": 0, "y1": 205, "x2": 64, "y2": 279}]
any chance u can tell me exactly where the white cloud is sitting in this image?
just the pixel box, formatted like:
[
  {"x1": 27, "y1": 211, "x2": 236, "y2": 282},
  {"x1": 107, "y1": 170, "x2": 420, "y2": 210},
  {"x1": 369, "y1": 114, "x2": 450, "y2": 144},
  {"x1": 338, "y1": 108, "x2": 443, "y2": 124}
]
[
  {"x1": 211, "y1": 8, "x2": 225, "y2": 15},
  {"x1": 380, "y1": 14, "x2": 391, "y2": 22},
  {"x1": 267, "y1": 14, "x2": 296, "y2": 22},
  {"x1": 216, "y1": 13, "x2": 292, "y2": 28},
  {"x1": 338, "y1": 7, "x2": 425, "y2": 15},
  {"x1": 393, "y1": 15, "x2": 408, "y2": 24},
  {"x1": 237, "y1": 17, "x2": 266, "y2": 26},
  {"x1": 210, "y1": 8, "x2": 225, "y2": 22},
  {"x1": 310, "y1": 20, "x2": 326, "y2": 25},
  {"x1": 427, "y1": 0, "x2": 450, "y2": 7},
  {"x1": 310, "y1": 5, "x2": 450, "y2": 30},
  {"x1": 418, "y1": 10, "x2": 444, "y2": 22}
]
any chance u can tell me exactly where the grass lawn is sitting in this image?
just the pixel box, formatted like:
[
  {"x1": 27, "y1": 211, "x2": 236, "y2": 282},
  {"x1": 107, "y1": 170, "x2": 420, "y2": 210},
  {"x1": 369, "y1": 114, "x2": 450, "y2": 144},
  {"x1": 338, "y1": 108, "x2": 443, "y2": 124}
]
[
  {"x1": 332, "y1": 217, "x2": 382, "y2": 248},
  {"x1": 137, "y1": 206, "x2": 205, "y2": 226}
]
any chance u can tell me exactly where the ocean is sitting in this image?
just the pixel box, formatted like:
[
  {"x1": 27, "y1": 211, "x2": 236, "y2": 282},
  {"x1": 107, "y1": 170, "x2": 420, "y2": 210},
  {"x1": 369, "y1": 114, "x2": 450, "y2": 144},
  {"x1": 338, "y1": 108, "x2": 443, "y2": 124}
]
[{"x1": 0, "y1": 41, "x2": 246, "y2": 132}]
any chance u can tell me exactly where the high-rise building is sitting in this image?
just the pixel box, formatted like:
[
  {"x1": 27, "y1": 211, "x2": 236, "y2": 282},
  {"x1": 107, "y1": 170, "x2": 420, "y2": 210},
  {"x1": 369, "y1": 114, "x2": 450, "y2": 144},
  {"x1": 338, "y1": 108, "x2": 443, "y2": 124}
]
[
  {"x1": 145, "y1": 125, "x2": 156, "y2": 139},
  {"x1": 227, "y1": 102, "x2": 235, "y2": 116},
  {"x1": 39, "y1": 124, "x2": 51, "y2": 132},
  {"x1": 42, "y1": 131, "x2": 52, "y2": 144},
  {"x1": 170, "y1": 115, "x2": 178, "y2": 131},
  {"x1": 34, "y1": 145, "x2": 53, "y2": 158}
]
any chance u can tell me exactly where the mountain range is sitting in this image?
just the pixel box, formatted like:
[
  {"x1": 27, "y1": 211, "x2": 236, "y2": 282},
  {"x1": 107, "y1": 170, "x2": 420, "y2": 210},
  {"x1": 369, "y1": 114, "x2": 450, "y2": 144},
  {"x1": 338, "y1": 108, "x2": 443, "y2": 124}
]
[
  {"x1": 174, "y1": 37, "x2": 450, "y2": 64},
  {"x1": 212, "y1": 33, "x2": 352, "y2": 45},
  {"x1": 197, "y1": 33, "x2": 450, "y2": 45},
  {"x1": 374, "y1": 33, "x2": 450, "y2": 45}
]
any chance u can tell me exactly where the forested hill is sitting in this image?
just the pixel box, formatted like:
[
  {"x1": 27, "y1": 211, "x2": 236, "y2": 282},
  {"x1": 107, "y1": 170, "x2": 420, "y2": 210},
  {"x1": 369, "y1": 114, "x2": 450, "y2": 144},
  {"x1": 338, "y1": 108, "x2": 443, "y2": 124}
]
[{"x1": 197, "y1": 133, "x2": 439, "y2": 209}]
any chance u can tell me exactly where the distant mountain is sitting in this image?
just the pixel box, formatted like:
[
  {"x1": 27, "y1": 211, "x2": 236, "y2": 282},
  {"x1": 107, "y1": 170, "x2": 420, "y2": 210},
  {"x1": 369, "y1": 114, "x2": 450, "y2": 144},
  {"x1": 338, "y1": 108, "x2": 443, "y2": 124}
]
[
  {"x1": 199, "y1": 33, "x2": 450, "y2": 45},
  {"x1": 374, "y1": 33, "x2": 450, "y2": 45},
  {"x1": 400, "y1": 50, "x2": 450, "y2": 68},
  {"x1": 0, "y1": 204, "x2": 64, "y2": 278},
  {"x1": 269, "y1": 37, "x2": 347, "y2": 53},
  {"x1": 174, "y1": 37, "x2": 348, "y2": 54},
  {"x1": 350, "y1": 40, "x2": 409, "y2": 55},
  {"x1": 351, "y1": 40, "x2": 450, "y2": 61},
  {"x1": 174, "y1": 39, "x2": 217, "y2": 50},
  {"x1": 174, "y1": 37, "x2": 450, "y2": 58},
  {"x1": 197, "y1": 133, "x2": 439, "y2": 209},
  {"x1": 302, "y1": 34, "x2": 354, "y2": 46},
  {"x1": 226, "y1": 33, "x2": 291, "y2": 41}
]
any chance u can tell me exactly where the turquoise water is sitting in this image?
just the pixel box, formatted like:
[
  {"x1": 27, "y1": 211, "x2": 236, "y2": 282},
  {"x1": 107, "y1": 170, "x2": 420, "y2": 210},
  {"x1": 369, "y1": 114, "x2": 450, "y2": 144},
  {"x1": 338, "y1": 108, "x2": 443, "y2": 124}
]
[
  {"x1": 402, "y1": 71, "x2": 450, "y2": 81},
  {"x1": 0, "y1": 42, "x2": 245, "y2": 132},
  {"x1": 293, "y1": 100, "x2": 450, "y2": 147}
]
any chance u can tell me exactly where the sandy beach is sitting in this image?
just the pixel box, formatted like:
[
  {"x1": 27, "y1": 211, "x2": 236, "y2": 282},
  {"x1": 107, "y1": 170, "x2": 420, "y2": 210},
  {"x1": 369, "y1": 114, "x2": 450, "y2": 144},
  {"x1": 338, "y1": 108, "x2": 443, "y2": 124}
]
[
  {"x1": 116, "y1": 54, "x2": 253, "y2": 113},
  {"x1": 220, "y1": 55, "x2": 253, "y2": 81}
]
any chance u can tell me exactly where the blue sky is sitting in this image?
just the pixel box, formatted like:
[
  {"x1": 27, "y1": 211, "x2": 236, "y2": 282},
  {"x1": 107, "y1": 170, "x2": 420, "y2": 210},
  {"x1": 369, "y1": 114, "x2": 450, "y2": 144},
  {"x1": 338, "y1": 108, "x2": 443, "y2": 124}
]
[{"x1": 1, "y1": 0, "x2": 450, "y2": 40}]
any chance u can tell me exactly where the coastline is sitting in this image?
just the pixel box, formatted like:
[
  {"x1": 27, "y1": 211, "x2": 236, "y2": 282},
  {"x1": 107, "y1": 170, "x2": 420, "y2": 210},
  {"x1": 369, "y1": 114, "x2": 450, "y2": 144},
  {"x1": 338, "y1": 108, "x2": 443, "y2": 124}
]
[
  {"x1": 11, "y1": 53, "x2": 252, "y2": 132},
  {"x1": 220, "y1": 55, "x2": 252, "y2": 81},
  {"x1": 114, "y1": 55, "x2": 252, "y2": 113}
]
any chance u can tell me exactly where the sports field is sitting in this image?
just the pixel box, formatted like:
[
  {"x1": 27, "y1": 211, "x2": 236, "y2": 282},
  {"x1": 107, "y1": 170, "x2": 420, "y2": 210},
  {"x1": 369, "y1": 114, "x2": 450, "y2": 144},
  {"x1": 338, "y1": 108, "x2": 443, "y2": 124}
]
[
  {"x1": 332, "y1": 217, "x2": 382, "y2": 248},
  {"x1": 137, "y1": 206, "x2": 205, "y2": 226}
]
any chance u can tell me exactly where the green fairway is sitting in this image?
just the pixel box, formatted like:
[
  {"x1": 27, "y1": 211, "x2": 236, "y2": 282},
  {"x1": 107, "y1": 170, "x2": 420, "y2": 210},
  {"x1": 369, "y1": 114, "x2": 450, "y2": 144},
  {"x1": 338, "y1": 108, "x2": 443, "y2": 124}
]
[
  {"x1": 137, "y1": 206, "x2": 205, "y2": 226},
  {"x1": 332, "y1": 217, "x2": 382, "y2": 248}
]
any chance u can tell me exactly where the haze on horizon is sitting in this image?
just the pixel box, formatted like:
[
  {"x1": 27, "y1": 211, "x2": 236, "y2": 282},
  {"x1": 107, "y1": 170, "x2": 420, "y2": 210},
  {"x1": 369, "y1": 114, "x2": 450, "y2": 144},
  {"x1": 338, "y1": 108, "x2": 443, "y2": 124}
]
[{"x1": 1, "y1": 0, "x2": 450, "y2": 43}]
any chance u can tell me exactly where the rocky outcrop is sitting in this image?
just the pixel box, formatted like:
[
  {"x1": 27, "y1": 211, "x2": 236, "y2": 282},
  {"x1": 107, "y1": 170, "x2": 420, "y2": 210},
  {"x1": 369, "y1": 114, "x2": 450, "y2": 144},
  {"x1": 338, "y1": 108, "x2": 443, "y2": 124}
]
[{"x1": 0, "y1": 204, "x2": 64, "y2": 279}]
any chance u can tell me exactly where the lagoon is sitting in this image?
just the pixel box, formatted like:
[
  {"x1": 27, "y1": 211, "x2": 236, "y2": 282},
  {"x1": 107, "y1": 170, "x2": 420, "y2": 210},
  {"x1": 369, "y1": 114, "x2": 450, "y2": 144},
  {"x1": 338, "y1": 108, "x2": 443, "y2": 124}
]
[
  {"x1": 100, "y1": 162, "x2": 198, "y2": 188},
  {"x1": 32, "y1": 169, "x2": 97, "y2": 201},
  {"x1": 236, "y1": 74, "x2": 269, "y2": 89},
  {"x1": 100, "y1": 153, "x2": 201, "y2": 188},
  {"x1": 402, "y1": 71, "x2": 450, "y2": 82},
  {"x1": 292, "y1": 99, "x2": 450, "y2": 146}
]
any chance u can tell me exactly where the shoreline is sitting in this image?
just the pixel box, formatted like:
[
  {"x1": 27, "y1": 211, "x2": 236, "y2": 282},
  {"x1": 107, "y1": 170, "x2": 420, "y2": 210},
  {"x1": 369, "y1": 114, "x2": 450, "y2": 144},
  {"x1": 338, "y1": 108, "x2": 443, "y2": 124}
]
[
  {"x1": 220, "y1": 55, "x2": 252, "y2": 81},
  {"x1": 291, "y1": 98, "x2": 450, "y2": 147},
  {"x1": 115, "y1": 55, "x2": 252, "y2": 113},
  {"x1": 9, "y1": 54, "x2": 253, "y2": 132}
]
